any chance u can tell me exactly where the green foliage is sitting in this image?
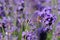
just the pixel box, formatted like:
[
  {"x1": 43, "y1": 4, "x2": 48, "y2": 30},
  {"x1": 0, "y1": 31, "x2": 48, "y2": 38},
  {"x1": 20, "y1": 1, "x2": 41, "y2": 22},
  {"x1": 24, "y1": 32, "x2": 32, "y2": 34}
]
[{"x1": 46, "y1": 31, "x2": 53, "y2": 40}]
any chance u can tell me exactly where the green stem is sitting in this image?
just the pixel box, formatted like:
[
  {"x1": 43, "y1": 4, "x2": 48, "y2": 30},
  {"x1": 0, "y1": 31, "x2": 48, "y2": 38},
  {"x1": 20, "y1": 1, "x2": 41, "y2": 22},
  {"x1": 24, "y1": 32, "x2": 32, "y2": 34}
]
[
  {"x1": 2, "y1": 27, "x2": 5, "y2": 37},
  {"x1": 18, "y1": 28, "x2": 22, "y2": 40},
  {"x1": 2, "y1": 27, "x2": 4, "y2": 34}
]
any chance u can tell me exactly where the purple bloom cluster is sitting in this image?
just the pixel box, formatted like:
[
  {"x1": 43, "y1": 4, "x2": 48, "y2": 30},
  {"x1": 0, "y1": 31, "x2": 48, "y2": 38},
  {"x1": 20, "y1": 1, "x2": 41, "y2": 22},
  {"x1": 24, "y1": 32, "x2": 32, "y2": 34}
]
[
  {"x1": 32, "y1": 7, "x2": 57, "y2": 27},
  {"x1": 22, "y1": 31, "x2": 38, "y2": 40}
]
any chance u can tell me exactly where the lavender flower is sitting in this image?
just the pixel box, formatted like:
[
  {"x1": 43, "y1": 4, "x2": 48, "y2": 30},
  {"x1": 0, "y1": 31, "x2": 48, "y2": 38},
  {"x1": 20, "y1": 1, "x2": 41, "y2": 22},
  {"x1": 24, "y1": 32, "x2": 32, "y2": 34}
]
[
  {"x1": 22, "y1": 31, "x2": 38, "y2": 40},
  {"x1": 5, "y1": 25, "x2": 17, "y2": 33},
  {"x1": 0, "y1": 33, "x2": 3, "y2": 40}
]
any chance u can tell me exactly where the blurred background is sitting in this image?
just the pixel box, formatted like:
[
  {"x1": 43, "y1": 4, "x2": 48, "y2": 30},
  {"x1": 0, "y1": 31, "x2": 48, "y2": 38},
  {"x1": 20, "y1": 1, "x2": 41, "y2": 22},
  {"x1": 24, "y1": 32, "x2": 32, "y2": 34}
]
[{"x1": 0, "y1": 0, "x2": 60, "y2": 40}]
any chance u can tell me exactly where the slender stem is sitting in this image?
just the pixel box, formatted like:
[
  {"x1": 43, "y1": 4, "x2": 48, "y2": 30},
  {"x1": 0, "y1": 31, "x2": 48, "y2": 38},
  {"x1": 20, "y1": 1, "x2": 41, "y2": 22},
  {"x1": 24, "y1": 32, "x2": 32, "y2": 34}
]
[{"x1": 2, "y1": 27, "x2": 5, "y2": 40}]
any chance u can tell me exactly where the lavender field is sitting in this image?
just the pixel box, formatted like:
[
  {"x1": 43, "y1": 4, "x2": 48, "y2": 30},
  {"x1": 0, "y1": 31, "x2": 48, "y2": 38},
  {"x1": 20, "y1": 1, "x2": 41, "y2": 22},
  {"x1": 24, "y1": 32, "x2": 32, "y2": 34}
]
[{"x1": 0, "y1": 0, "x2": 60, "y2": 40}]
